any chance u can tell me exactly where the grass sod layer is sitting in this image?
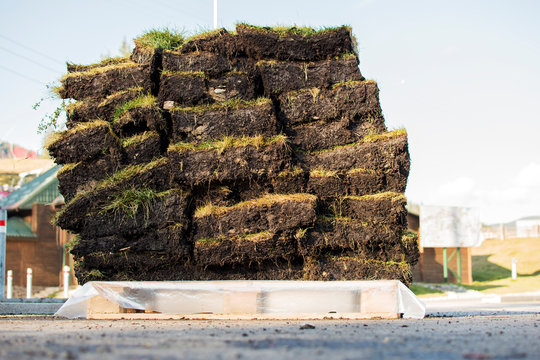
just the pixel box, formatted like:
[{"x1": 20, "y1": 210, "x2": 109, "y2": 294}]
[
  {"x1": 193, "y1": 193, "x2": 317, "y2": 239},
  {"x1": 257, "y1": 55, "x2": 364, "y2": 96},
  {"x1": 287, "y1": 116, "x2": 386, "y2": 152},
  {"x1": 304, "y1": 255, "x2": 413, "y2": 285},
  {"x1": 194, "y1": 231, "x2": 297, "y2": 267},
  {"x1": 298, "y1": 217, "x2": 403, "y2": 257},
  {"x1": 58, "y1": 61, "x2": 153, "y2": 100},
  {"x1": 121, "y1": 131, "x2": 162, "y2": 165},
  {"x1": 278, "y1": 80, "x2": 382, "y2": 126},
  {"x1": 72, "y1": 224, "x2": 190, "y2": 259},
  {"x1": 235, "y1": 24, "x2": 357, "y2": 61},
  {"x1": 112, "y1": 102, "x2": 166, "y2": 137},
  {"x1": 307, "y1": 167, "x2": 385, "y2": 200},
  {"x1": 57, "y1": 154, "x2": 121, "y2": 202},
  {"x1": 158, "y1": 71, "x2": 208, "y2": 105},
  {"x1": 206, "y1": 72, "x2": 257, "y2": 103},
  {"x1": 162, "y1": 50, "x2": 231, "y2": 78},
  {"x1": 54, "y1": 157, "x2": 172, "y2": 232},
  {"x1": 170, "y1": 98, "x2": 278, "y2": 143},
  {"x1": 75, "y1": 254, "x2": 305, "y2": 283},
  {"x1": 46, "y1": 120, "x2": 120, "y2": 165},
  {"x1": 339, "y1": 192, "x2": 408, "y2": 227},
  {"x1": 66, "y1": 88, "x2": 143, "y2": 126},
  {"x1": 299, "y1": 129, "x2": 410, "y2": 175},
  {"x1": 168, "y1": 135, "x2": 292, "y2": 187},
  {"x1": 80, "y1": 188, "x2": 190, "y2": 239}
]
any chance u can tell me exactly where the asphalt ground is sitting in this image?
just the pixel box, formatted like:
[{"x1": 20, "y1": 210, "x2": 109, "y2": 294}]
[{"x1": 0, "y1": 301, "x2": 539, "y2": 360}]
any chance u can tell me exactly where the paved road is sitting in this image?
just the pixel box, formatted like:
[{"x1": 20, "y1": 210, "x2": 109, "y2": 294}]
[{"x1": 1, "y1": 306, "x2": 539, "y2": 360}]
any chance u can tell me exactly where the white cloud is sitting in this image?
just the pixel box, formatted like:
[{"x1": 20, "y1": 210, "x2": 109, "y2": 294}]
[{"x1": 424, "y1": 163, "x2": 540, "y2": 223}]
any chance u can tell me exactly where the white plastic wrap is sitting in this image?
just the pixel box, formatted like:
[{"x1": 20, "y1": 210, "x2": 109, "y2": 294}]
[{"x1": 55, "y1": 280, "x2": 425, "y2": 319}]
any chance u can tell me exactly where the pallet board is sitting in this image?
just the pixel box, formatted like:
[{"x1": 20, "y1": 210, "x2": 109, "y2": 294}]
[{"x1": 55, "y1": 280, "x2": 425, "y2": 319}]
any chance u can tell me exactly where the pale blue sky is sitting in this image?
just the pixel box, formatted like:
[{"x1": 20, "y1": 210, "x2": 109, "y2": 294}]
[{"x1": 1, "y1": 0, "x2": 539, "y2": 223}]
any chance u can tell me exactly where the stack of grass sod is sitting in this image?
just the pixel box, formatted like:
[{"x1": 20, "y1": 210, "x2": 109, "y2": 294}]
[{"x1": 49, "y1": 24, "x2": 418, "y2": 285}]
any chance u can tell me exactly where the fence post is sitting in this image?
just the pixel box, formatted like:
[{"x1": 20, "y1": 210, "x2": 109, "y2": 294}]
[
  {"x1": 26, "y1": 268, "x2": 32, "y2": 298},
  {"x1": 6, "y1": 269, "x2": 12, "y2": 299},
  {"x1": 0, "y1": 210, "x2": 6, "y2": 299},
  {"x1": 63, "y1": 265, "x2": 70, "y2": 298}
]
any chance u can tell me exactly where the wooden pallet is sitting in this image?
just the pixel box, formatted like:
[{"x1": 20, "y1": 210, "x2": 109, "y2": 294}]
[{"x1": 84, "y1": 280, "x2": 403, "y2": 320}]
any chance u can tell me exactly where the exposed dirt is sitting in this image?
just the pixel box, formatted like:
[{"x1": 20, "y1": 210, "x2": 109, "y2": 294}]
[
  {"x1": 57, "y1": 153, "x2": 122, "y2": 202},
  {"x1": 193, "y1": 194, "x2": 317, "y2": 240},
  {"x1": 170, "y1": 100, "x2": 279, "y2": 143},
  {"x1": 278, "y1": 81, "x2": 382, "y2": 126},
  {"x1": 122, "y1": 131, "x2": 163, "y2": 165},
  {"x1": 66, "y1": 88, "x2": 141, "y2": 126},
  {"x1": 158, "y1": 72, "x2": 208, "y2": 105},
  {"x1": 163, "y1": 50, "x2": 231, "y2": 78},
  {"x1": 258, "y1": 56, "x2": 364, "y2": 96},
  {"x1": 236, "y1": 25, "x2": 357, "y2": 61},
  {"x1": 304, "y1": 255, "x2": 413, "y2": 285},
  {"x1": 168, "y1": 141, "x2": 292, "y2": 187},
  {"x1": 47, "y1": 122, "x2": 119, "y2": 164},
  {"x1": 112, "y1": 106, "x2": 166, "y2": 137},
  {"x1": 59, "y1": 63, "x2": 152, "y2": 100},
  {"x1": 194, "y1": 232, "x2": 297, "y2": 266}
]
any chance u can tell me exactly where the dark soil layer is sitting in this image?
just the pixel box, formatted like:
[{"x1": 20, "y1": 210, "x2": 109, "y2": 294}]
[
  {"x1": 122, "y1": 131, "x2": 163, "y2": 165},
  {"x1": 298, "y1": 218, "x2": 405, "y2": 262},
  {"x1": 170, "y1": 100, "x2": 278, "y2": 143},
  {"x1": 299, "y1": 132, "x2": 410, "y2": 176},
  {"x1": 304, "y1": 255, "x2": 412, "y2": 285},
  {"x1": 72, "y1": 225, "x2": 190, "y2": 258},
  {"x1": 80, "y1": 189, "x2": 190, "y2": 239},
  {"x1": 162, "y1": 51, "x2": 231, "y2": 78},
  {"x1": 193, "y1": 194, "x2": 317, "y2": 239},
  {"x1": 339, "y1": 192, "x2": 407, "y2": 227},
  {"x1": 47, "y1": 122, "x2": 119, "y2": 164},
  {"x1": 278, "y1": 81, "x2": 382, "y2": 126},
  {"x1": 53, "y1": 24, "x2": 417, "y2": 285},
  {"x1": 112, "y1": 106, "x2": 166, "y2": 137},
  {"x1": 59, "y1": 63, "x2": 152, "y2": 100},
  {"x1": 207, "y1": 72, "x2": 257, "y2": 102},
  {"x1": 180, "y1": 29, "x2": 238, "y2": 58},
  {"x1": 288, "y1": 117, "x2": 385, "y2": 152},
  {"x1": 236, "y1": 24, "x2": 356, "y2": 61},
  {"x1": 66, "y1": 88, "x2": 141, "y2": 126},
  {"x1": 194, "y1": 232, "x2": 296, "y2": 266},
  {"x1": 55, "y1": 158, "x2": 172, "y2": 232},
  {"x1": 168, "y1": 141, "x2": 292, "y2": 187},
  {"x1": 57, "y1": 154, "x2": 121, "y2": 202},
  {"x1": 307, "y1": 170, "x2": 384, "y2": 200},
  {"x1": 158, "y1": 72, "x2": 207, "y2": 105},
  {"x1": 258, "y1": 55, "x2": 364, "y2": 96}
]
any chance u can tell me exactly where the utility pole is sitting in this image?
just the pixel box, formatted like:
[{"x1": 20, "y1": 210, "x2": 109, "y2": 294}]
[
  {"x1": 213, "y1": 0, "x2": 218, "y2": 29},
  {"x1": 0, "y1": 210, "x2": 6, "y2": 299}
]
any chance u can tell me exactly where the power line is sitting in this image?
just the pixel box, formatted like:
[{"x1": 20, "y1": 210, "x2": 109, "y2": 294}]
[
  {"x1": 0, "y1": 64, "x2": 43, "y2": 85},
  {"x1": 0, "y1": 45, "x2": 60, "y2": 74},
  {"x1": 0, "y1": 34, "x2": 64, "y2": 66}
]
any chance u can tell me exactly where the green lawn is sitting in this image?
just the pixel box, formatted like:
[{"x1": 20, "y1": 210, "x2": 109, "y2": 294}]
[
  {"x1": 411, "y1": 237, "x2": 540, "y2": 296},
  {"x1": 463, "y1": 236, "x2": 540, "y2": 294}
]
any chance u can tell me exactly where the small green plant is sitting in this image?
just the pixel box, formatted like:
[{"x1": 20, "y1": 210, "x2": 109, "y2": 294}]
[
  {"x1": 33, "y1": 83, "x2": 74, "y2": 134},
  {"x1": 99, "y1": 187, "x2": 159, "y2": 220},
  {"x1": 134, "y1": 27, "x2": 184, "y2": 50},
  {"x1": 112, "y1": 93, "x2": 157, "y2": 121}
]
